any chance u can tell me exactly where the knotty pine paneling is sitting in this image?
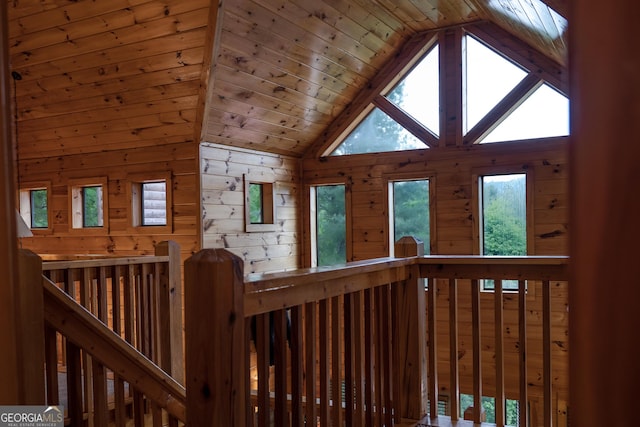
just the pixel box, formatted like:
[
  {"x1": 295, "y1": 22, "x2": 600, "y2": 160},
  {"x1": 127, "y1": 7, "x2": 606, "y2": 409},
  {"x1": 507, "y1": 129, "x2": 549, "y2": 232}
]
[
  {"x1": 19, "y1": 142, "x2": 198, "y2": 262},
  {"x1": 302, "y1": 137, "x2": 569, "y2": 412},
  {"x1": 200, "y1": 143, "x2": 301, "y2": 274}
]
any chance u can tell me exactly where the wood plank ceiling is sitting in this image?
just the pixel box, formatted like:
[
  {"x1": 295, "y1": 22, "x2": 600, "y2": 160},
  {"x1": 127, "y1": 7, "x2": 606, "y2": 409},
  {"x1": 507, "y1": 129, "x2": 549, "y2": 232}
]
[{"x1": 7, "y1": 0, "x2": 568, "y2": 160}]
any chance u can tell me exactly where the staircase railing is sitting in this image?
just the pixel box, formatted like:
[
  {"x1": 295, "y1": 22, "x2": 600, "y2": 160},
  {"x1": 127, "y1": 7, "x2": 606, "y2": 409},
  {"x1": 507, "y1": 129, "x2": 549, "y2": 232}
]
[
  {"x1": 185, "y1": 237, "x2": 569, "y2": 427},
  {"x1": 35, "y1": 241, "x2": 183, "y2": 426}
]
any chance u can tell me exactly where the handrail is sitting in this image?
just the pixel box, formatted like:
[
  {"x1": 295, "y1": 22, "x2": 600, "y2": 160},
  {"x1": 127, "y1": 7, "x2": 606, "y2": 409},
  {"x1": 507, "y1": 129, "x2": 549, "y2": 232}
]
[
  {"x1": 43, "y1": 277, "x2": 187, "y2": 422},
  {"x1": 42, "y1": 254, "x2": 170, "y2": 270}
]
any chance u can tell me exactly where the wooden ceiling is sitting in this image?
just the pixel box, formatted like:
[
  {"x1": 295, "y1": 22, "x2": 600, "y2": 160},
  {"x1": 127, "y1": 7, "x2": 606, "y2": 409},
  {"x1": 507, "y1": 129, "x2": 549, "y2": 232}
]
[{"x1": 7, "y1": 0, "x2": 568, "y2": 161}]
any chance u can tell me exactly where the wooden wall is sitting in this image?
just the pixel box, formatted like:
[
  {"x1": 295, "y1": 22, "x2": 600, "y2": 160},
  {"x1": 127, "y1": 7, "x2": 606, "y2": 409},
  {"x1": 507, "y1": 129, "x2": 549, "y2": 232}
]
[
  {"x1": 8, "y1": 0, "x2": 213, "y2": 261},
  {"x1": 19, "y1": 142, "x2": 199, "y2": 260},
  {"x1": 302, "y1": 137, "x2": 569, "y2": 414},
  {"x1": 200, "y1": 143, "x2": 301, "y2": 274}
]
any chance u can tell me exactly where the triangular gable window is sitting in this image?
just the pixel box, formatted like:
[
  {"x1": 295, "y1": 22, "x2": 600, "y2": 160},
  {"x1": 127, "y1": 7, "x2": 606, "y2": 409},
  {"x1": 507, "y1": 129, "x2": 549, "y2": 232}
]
[
  {"x1": 481, "y1": 83, "x2": 569, "y2": 143},
  {"x1": 330, "y1": 107, "x2": 427, "y2": 156},
  {"x1": 385, "y1": 45, "x2": 440, "y2": 136},
  {"x1": 464, "y1": 35, "x2": 527, "y2": 134},
  {"x1": 325, "y1": 24, "x2": 569, "y2": 157}
]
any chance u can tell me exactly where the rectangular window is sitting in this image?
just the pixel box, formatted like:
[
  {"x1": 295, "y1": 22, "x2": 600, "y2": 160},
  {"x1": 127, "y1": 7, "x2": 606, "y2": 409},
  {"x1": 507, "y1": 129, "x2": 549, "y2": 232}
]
[
  {"x1": 244, "y1": 175, "x2": 275, "y2": 232},
  {"x1": 70, "y1": 177, "x2": 108, "y2": 231},
  {"x1": 390, "y1": 179, "x2": 430, "y2": 255},
  {"x1": 130, "y1": 175, "x2": 171, "y2": 230},
  {"x1": 480, "y1": 173, "x2": 527, "y2": 290},
  {"x1": 313, "y1": 184, "x2": 346, "y2": 267},
  {"x1": 19, "y1": 184, "x2": 50, "y2": 230},
  {"x1": 141, "y1": 181, "x2": 167, "y2": 226}
]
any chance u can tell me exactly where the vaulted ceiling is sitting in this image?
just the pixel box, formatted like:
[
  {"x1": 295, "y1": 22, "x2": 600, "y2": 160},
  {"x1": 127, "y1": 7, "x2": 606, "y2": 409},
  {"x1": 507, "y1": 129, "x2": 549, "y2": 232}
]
[{"x1": 7, "y1": 0, "x2": 568, "y2": 161}]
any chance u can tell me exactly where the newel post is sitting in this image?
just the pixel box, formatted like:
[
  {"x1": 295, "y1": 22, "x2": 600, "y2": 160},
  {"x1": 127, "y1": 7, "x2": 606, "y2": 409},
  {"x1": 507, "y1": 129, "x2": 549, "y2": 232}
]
[
  {"x1": 394, "y1": 236, "x2": 428, "y2": 420},
  {"x1": 156, "y1": 240, "x2": 184, "y2": 384},
  {"x1": 185, "y1": 249, "x2": 246, "y2": 427},
  {"x1": 17, "y1": 249, "x2": 46, "y2": 404}
]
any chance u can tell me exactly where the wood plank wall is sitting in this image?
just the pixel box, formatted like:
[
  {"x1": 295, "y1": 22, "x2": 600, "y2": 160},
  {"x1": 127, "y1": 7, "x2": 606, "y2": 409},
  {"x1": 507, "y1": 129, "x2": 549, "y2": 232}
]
[
  {"x1": 18, "y1": 142, "x2": 199, "y2": 260},
  {"x1": 302, "y1": 137, "x2": 569, "y2": 417},
  {"x1": 200, "y1": 142, "x2": 301, "y2": 274},
  {"x1": 9, "y1": 0, "x2": 212, "y2": 262}
]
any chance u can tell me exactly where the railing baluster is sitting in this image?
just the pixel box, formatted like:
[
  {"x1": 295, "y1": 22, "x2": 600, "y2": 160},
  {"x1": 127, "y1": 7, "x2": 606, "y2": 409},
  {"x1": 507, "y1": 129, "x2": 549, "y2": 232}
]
[
  {"x1": 304, "y1": 302, "x2": 317, "y2": 426},
  {"x1": 44, "y1": 326, "x2": 59, "y2": 405},
  {"x1": 519, "y1": 279, "x2": 528, "y2": 427},
  {"x1": 112, "y1": 265, "x2": 126, "y2": 427},
  {"x1": 471, "y1": 278, "x2": 482, "y2": 423},
  {"x1": 66, "y1": 341, "x2": 84, "y2": 426},
  {"x1": 374, "y1": 287, "x2": 383, "y2": 426},
  {"x1": 364, "y1": 288, "x2": 374, "y2": 427},
  {"x1": 81, "y1": 267, "x2": 95, "y2": 424},
  {"x1": 331, "y1": 296, "x2": 343, "y2": 427},
  {"x1": 344, "y1": 293, "x2": 355, "y2": 425},
  {"x1": 543, "y1": 280, "x2": 552, "y2": 427},
  {"x1": 494, "y1": 279, "x2": 505, "y2": 427},
  {"x1": 319, "y1": 299, "x2": 330, "y2": 425},
  {"x1": 449, "y1": 278, "x2": 459, "y2": 421},
  {"x1": 92, "y1": 266, "x2": 109, "y2": 426},
  {"x1": 381, "y1": 284, "x2": 394, "y2": 426},
  {"x1": 427, "y1": 277, "x2": 438, "y2": 419},
  {"x1": 290, "y1": 305, "x2": 304, "y2": 426},
  {"x1": 353, "y1": 291, "x2": 364, "y2": 427},
  {"x1": 256, "y1": 313, "x2": 270, "y2": 427},
  {"x1": 274, "y1": 309, "x2": 288, "y2": 427}
]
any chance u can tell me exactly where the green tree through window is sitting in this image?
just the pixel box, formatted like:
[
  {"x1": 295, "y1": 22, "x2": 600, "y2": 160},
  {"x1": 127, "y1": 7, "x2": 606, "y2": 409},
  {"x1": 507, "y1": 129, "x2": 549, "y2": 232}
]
[
  {"x1": 30, "y1": 189, "x2": 48, "y2": 228},
  {"x1": 316, "y1": 185, "x2": 346, "y2": 266},
  {"x1": 83, "y1": 186, "x2": 102, "y2": 227}
]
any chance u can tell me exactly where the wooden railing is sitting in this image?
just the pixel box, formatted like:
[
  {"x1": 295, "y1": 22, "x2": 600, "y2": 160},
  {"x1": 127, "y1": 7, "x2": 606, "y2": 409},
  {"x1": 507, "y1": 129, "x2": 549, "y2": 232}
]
[
  {"x1": 185, "y1": 237, "x2": 569, "y2": 427},
  {"x1": 35, "y1": 241, "x2": 184, "y2": 426}
]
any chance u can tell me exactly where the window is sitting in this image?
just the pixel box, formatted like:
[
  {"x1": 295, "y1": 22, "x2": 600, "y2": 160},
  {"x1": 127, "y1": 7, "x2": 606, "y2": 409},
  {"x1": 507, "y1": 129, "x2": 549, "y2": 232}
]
[
  {"x1": 479, "y1": 173, "x2": 527, "y2": 290},
  {"x1": 330, "y1": 107, "x2": 427, "y2": 155},
  {"x1": 132, "y1": 181, "x2": 168, "y2": 226},
  {"x1": 330, "y1": 44, "x2": 439, "y2": 156},
  {"x1": 311, "y1": 184, "x2": 346, "y2": 267},
  {"x1": 389, "y1": 179, "x2": 431, "y2": 255},
  {"x1": 463, "y1": 34, "x2": 569, "y2": 143},
  {"x1": 129, "y1": 173, "x2": 172, "y2": 231},
  {"x1": 19, "y1": 183, "x2": 51, "y2": 230},
  {"x1": 244, "y1": 175, "x2": 275, "y2": 232},
  {"x1": 70, "y1": 177, "x2": 108, "y2": 230},
  {"x1": 459, "y1": 393, "x2": 520, "y2": 425}
]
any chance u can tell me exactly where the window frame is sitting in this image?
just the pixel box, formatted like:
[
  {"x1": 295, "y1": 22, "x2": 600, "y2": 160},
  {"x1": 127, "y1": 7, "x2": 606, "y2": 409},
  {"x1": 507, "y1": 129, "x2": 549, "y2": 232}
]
[
  {"x1": 18, "y1": 181, "x2": 53, "y2": 234},
  {"x1": 127, "y1": 172, "x2": 172, "y2": 234},
  {"x1": 384, "y1": 171, "x2": 437, "y2": 257},
  {"x1": 308, "y1": 181, "x2": 351, "y2": 268},
  {"x1": 472, "y1": 166, "x2": 535, "y2": 292},
  {"x1": 243, "y1": 174, "x2": 276, "y2": 232},
  {"x1": 69, "y1": 177, "x2": 109, "y2": 233}
]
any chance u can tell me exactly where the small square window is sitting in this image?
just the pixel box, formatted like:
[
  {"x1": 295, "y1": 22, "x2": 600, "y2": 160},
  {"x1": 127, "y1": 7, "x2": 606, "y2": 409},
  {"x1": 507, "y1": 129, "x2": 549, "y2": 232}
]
[
  {"x1": 70, "y1": 177, "x2": 108, "y2": 231},
  {"x1": 244, "y1": 175, "x2": 275, "y2": 232},
  {"x1": 19, "y1": 183, "x2": 51, "y2": 231},
  {"x1": 129, "y1": 174, "x2": 172, "y2": 232}
]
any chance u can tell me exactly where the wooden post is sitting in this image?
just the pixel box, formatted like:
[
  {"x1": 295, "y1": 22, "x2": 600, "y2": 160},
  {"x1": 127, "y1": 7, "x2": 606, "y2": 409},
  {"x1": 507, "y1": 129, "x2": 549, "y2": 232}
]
[
  {"x1": 570, "y1": 1, "x2": 640, "y2": 425},
  {"x1": 17, "y1": 249, "x2": 45, "y2": 404},
  {"x1": 156, "y1": 241, "x2": 184, "y2": 384},
  {"x1": 185, "y1": 249, "x2": 246, "y2": 427},
  {"x1": 393, "y1": 236, "x2": 427, "y2": 420},
  {"x1": 0, "y1": 0, "x2": 21, "y2": 404}
]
